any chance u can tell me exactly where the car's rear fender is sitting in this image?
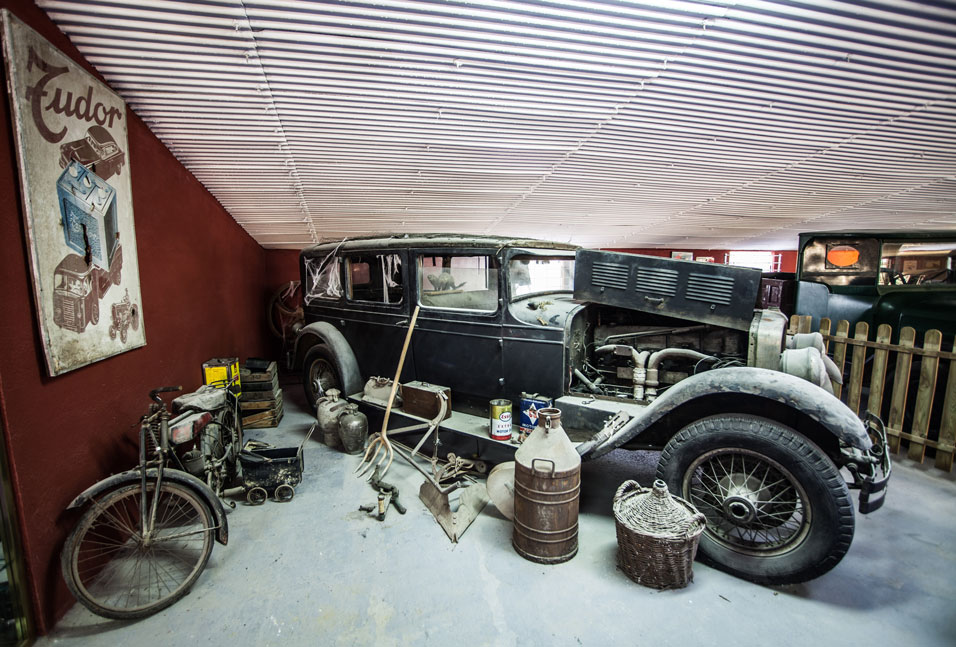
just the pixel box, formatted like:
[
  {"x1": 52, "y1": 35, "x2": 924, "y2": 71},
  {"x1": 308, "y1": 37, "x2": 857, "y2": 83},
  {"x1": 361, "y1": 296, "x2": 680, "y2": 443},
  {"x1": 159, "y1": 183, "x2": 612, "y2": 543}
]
[{"x1": 294, "y1": 321, "x2": 363, "y2": 395}]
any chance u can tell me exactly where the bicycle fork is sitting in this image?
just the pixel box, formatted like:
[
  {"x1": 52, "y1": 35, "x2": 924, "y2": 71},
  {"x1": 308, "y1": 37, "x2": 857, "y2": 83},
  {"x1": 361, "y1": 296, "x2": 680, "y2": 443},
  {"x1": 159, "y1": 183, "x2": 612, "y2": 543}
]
[{"x1": 139, "y1": 414, "x2": 169, "y2": 547}]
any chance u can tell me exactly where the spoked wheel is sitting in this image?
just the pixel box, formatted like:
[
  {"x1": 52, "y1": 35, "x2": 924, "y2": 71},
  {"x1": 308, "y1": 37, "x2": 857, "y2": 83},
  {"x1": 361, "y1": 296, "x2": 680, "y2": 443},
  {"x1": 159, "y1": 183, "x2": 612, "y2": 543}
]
[
  {"x1": 61, "y1": 482, "x2": 215, "y2": 619},
  {"x1": 657, "y1": 414, "x2": 854, "y2": 585},
  {"x1": 302, "y1": 344, "x2": 342, "y2": 409},
  {"x1": 267, "y1": 281, "x2": 303, "y2": 340},
  {"x1": 212, "y1": 402, "x2": 243, "y2": 486},
  {"x1": 682, "y1": 448, "x2": 808, "y2": 554}
]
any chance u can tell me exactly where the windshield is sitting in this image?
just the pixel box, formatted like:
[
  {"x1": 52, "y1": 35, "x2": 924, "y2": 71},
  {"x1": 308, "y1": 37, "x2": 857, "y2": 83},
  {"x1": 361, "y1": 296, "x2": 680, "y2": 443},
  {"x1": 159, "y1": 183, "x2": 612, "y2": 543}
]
[{"x1": 509, "y1": 256, "x2": 575, "y2": 298}]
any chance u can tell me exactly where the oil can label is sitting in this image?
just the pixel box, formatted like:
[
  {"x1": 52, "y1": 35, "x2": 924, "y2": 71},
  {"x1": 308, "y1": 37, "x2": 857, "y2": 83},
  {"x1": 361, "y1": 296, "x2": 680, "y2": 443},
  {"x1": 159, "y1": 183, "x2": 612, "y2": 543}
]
[
  {"x1": 489, "y1": 399, "x2": 512, "y2": 440},
  {"x1": 520, "y1": 395, "x2": 553, "y2": 433}
]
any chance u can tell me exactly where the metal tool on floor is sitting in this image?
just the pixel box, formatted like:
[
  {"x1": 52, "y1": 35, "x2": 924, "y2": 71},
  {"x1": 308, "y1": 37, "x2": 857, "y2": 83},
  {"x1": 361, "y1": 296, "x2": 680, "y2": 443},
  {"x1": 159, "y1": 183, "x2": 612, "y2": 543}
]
[
  {"x1": 359, "y1": 466, "x2": 407, "y2": 521},
  {"x1": 382, "y1": 389, "x2": 488, "y2": 542}
]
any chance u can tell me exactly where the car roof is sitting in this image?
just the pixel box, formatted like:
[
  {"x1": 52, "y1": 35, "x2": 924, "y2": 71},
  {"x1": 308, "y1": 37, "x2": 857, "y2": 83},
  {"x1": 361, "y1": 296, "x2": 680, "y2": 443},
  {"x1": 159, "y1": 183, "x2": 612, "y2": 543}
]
[
  {"x1": 302, "y1": 233, "x2": 579, "y2": 255},
  {"x1": 799, "y1": 231, "x2": 956, "y2": 244}
]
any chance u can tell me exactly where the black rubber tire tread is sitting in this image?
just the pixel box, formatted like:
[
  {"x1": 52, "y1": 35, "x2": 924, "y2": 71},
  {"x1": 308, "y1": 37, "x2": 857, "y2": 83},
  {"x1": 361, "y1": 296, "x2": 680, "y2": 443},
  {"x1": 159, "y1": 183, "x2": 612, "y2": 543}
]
[
  {"x1": 656, "y1": 414, "x2": 854, "y2": 585},
  {"x1": 302, "y1": 344, "x2": 343, "y2": 409},
  {"x1": 61, "y1": 482, "x2": 215, "y2": 620}
]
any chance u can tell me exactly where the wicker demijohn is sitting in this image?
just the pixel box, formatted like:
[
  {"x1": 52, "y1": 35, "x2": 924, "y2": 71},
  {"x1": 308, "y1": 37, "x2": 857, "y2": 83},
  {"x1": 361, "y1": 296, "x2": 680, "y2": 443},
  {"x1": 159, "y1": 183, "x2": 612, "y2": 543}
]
[{"x1": 612, "y1": 479, "x2": 707, "y2": 589}]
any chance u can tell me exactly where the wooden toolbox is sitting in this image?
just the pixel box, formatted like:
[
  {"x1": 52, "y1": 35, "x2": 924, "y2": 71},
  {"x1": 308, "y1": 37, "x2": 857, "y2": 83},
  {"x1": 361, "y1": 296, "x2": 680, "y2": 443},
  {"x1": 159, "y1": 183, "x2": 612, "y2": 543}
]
[{"x1": 401, "y1": 381, "x2": 451, "y2": 420}]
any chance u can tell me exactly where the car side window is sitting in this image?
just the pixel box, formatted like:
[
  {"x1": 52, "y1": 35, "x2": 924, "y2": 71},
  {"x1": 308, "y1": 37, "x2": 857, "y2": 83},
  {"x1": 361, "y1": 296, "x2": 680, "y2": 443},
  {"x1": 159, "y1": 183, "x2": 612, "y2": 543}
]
[
  {"x1": 419, "y1": 254, "x2": 499, "y2": 312},
  {"x1": 303, "y1": 254, "x2": 343, "y2": 304},
  {"x1": 879, "y1": 240, "x2": 956, "y2": 286},
  {"x1": 347, "y1": 253, "x2": 403, "y2": 304}
]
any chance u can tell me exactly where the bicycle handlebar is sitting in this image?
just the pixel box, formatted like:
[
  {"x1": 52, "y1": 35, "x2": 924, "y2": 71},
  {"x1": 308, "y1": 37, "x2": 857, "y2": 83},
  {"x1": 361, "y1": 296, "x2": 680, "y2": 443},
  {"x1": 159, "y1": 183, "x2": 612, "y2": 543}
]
[{"x1": 149, "y1": 385, "x2": 182, "y2": 405}]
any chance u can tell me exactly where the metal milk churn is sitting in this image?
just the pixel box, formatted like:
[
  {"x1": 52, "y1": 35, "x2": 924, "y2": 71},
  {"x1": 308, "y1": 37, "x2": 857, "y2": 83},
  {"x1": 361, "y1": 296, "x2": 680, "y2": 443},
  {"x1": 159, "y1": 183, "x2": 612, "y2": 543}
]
[
  {"x1": 337, "y1": 403, "x2": 368, "y2": 455},
  {"x1": 512, "y1": 408, "x2": 581, "y2": 564},
  {"x1": 315, "y1": 388, "x2": 348, "y2": 448}
]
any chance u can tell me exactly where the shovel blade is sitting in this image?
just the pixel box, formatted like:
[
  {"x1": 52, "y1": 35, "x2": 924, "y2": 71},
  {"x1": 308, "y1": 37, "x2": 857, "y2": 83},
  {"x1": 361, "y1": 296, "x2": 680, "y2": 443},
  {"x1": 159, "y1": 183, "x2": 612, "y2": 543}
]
[{"x1": 419, "y1": 481, "x2": 489, "y2": 543}]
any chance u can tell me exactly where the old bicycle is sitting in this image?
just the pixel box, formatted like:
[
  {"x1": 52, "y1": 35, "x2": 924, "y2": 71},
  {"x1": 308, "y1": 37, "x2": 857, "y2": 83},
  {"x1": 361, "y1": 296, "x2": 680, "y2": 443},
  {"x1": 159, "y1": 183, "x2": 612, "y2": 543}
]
[{"x1": 61, "y1": 386, "x2": 229, "y2": 620}]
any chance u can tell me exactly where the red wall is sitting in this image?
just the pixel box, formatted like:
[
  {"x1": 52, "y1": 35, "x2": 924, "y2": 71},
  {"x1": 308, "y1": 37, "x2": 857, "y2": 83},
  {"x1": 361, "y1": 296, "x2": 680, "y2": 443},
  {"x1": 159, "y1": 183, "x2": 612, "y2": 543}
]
[
  {"x1": 0, "y1": 1, "x2": 279, "y2": 632},
  {"x1": 605, "y1": 248, "x2": 797, "y2": 273}
]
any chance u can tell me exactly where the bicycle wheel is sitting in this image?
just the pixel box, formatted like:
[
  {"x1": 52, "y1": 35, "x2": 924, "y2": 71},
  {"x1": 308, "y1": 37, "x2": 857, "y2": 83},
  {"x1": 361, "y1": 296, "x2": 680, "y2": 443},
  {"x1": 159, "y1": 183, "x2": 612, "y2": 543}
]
[{"x1": 61, "y1": 482, "x2": 215, "y2": 619}]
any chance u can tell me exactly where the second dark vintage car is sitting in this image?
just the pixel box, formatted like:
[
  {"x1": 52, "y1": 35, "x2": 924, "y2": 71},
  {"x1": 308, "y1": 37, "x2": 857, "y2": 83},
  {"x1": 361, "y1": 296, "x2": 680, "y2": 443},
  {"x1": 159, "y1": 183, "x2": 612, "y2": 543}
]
[{"x1": 294, "y1": 234, "x2": 890, "y2": 585}]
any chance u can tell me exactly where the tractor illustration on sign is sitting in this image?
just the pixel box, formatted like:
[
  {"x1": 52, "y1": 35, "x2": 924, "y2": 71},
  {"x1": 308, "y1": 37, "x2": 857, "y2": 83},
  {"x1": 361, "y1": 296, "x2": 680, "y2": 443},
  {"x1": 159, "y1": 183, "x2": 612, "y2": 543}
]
[{"x1": 108, "y1": 289, "x2": 139, "y2": 343}]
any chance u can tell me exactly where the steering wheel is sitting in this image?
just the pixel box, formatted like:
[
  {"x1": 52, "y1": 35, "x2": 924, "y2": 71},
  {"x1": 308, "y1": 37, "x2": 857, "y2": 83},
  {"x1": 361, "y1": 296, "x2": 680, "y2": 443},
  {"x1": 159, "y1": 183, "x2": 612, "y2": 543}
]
[
  {"x1": 879, "y1": 267, "x2": 906, "y2": 285},
  {"x1": 918, "y1": 268, "x2": 950, "y2": 284}
]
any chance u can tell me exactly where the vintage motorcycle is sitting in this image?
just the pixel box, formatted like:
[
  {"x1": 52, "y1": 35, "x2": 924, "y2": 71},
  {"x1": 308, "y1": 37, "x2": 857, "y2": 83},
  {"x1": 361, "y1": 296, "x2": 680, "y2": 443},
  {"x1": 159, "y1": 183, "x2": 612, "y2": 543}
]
[{"x1": 61, "y1": 380, "x2": 241, "y2": 619}]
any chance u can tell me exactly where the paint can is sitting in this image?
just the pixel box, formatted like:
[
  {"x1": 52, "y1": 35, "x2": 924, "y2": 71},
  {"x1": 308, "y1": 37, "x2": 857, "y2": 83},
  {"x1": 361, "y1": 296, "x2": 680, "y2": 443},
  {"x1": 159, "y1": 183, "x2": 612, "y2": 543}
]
[{"x1": 489, "y1": 399, "x2": 513, "y2": 441}]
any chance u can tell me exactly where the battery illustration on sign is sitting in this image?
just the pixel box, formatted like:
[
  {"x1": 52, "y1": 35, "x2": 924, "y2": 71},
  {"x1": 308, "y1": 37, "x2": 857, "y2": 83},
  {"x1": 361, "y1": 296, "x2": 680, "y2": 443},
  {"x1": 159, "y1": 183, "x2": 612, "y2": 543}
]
[
  {"x1": 51, "y1": 161, "x2": 125, "y2": 333},
  {"x1": 57, "y1": 160, "x2": 118, "y2": 269}
]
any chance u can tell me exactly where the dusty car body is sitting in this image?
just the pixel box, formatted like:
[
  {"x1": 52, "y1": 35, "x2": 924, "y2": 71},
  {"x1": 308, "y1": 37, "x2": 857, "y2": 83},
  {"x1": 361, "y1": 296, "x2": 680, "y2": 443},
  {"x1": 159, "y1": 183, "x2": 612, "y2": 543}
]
[{"x1": 295, "y1": 234, "x2": 889, "y2": 585}]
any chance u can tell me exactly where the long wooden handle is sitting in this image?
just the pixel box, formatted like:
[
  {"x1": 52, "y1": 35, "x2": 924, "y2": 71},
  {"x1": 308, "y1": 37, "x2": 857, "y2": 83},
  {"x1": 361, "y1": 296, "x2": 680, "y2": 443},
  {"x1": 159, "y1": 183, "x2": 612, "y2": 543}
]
[{"x1": 380, "y1": 305, "x2": 420, "y2": 439}]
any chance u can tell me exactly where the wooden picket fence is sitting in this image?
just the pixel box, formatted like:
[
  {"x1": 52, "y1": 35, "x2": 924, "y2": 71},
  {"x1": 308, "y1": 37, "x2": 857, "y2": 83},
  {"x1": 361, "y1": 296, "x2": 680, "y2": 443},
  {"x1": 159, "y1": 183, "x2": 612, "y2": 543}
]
[{"x1": 787, "y1": 315, "x2": 956, "y2": 471}]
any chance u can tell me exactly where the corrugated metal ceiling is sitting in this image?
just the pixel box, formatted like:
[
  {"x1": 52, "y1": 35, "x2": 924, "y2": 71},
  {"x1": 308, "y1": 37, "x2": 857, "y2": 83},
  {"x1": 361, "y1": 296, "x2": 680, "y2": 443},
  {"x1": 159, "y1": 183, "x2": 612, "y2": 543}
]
[{"x1": 37, "y1": 0, "x2": 956, "y2": 249}]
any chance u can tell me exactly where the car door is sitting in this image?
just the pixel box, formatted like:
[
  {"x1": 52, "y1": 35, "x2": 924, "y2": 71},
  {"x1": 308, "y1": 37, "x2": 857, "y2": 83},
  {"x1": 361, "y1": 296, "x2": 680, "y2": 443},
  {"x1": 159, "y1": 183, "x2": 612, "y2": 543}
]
[
  {"x1": 410, "y1": 248, "x2": 504, "y2": 409},
  {"x1": 335, "y1": 249, "x2": 413, "y2": 381}
]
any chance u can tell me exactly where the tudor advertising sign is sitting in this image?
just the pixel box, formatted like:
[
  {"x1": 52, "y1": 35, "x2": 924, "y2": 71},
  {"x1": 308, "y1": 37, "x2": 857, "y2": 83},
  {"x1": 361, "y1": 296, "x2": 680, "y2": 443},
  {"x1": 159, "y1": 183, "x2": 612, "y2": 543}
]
[{"x1": 2, "y1": 10, "x2": 145, "y2": 375}]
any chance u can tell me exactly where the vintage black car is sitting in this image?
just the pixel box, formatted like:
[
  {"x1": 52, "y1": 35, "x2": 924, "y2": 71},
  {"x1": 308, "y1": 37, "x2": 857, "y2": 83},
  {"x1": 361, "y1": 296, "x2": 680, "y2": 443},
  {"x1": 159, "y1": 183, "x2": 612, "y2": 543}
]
[
  {"x1": 294, "y1": 234, "x2": 890, "y2": 584},
  {"x1": 58, "y1": 125, "x2": 125, "y2": 180}
]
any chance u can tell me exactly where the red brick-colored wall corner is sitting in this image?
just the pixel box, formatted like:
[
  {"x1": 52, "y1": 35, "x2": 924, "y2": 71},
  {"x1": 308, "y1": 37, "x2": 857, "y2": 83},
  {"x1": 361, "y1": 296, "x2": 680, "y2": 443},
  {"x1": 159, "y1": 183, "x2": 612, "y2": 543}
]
[{"x1": 0, "y1": 0, "x2": 277, "y2": 632}]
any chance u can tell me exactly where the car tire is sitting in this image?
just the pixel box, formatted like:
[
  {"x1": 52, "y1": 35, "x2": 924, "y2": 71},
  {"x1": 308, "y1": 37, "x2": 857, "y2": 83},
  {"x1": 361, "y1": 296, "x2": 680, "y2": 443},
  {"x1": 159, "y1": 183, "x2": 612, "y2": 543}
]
[
  {"x1": 656, "y1": 414, "x2": 854, "y2": 585},
  {"x1": 302, "y1": 344, "x2": 343, "y2": 409}
]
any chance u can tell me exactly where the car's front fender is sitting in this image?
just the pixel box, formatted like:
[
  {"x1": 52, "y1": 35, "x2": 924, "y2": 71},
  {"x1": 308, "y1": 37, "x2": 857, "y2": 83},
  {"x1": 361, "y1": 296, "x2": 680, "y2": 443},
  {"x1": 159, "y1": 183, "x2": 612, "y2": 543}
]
[{"x1": 586, "y1": 366, "x2": 871, "y2": 459}]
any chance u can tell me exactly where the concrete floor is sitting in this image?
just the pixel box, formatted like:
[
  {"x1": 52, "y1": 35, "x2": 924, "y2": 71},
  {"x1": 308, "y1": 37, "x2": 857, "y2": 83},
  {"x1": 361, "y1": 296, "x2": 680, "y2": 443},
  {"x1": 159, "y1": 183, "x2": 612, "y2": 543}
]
[{"x1": 38, "y1": 377, "x2": 956, "y2": 646}]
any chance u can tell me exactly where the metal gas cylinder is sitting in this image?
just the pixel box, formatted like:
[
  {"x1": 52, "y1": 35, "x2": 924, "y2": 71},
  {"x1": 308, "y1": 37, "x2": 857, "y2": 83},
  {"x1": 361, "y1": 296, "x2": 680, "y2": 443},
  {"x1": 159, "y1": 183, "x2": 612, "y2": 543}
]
[
  {"x1": 315, "y1": 388, "x2": 348, "y2": 448},
  {"x1": 512, "y1": 408, "x2": 581, "y2": 564},
  {"x1": 337, "y1": 403, "x2": 368, "y2": 455}
]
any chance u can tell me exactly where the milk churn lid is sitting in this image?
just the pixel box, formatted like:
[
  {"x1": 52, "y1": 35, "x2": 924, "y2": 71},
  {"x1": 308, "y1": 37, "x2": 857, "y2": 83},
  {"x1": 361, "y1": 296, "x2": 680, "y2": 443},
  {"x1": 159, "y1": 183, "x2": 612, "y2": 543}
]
[{"x1": 514, "y1": 408, "x2": 580, "y2": 473}]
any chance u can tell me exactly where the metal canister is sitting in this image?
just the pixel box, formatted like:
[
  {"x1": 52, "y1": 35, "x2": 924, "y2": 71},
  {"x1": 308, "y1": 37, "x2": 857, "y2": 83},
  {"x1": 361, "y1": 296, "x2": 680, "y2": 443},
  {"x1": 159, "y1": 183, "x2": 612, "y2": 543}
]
[
  {"x1": 489, "y1": 399, "x2": 513, "y2": 441},
  {"x1": 337, "y1": 403, "x2": 368, "y2": 455},
  {"x1": 512, "y1": 408, "x2": 581, "y2": 564}
]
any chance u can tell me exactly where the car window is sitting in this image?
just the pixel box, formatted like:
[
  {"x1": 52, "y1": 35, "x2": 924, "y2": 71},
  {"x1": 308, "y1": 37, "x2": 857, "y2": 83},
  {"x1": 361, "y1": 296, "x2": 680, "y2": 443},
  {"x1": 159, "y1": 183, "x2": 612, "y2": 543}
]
[
  {"x1": 879, "y1": 240, "x2": 956, "y2": 286},
  {"x1": 509, "y1": 255, "x2": 574, "y2": 297},
  {"x1": 419, "y1": 254, "x2": 499, "y2": 312},
  {"x1": 799, "y1": 238, "x2": 880, "y2": 287},
  {"x1": 303, "y1": 254, "x2": 343, "y2": 303},
  {"x1": 347, "y1": 253, "x2": 403, "y2": 304}
]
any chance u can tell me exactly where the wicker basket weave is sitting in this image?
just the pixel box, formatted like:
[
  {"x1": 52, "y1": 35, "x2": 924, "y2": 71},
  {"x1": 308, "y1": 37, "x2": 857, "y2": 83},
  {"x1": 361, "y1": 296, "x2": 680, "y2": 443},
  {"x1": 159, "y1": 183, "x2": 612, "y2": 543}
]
[{"x1": 613, "y1": 479, "x2": 706, "y2": 589}]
